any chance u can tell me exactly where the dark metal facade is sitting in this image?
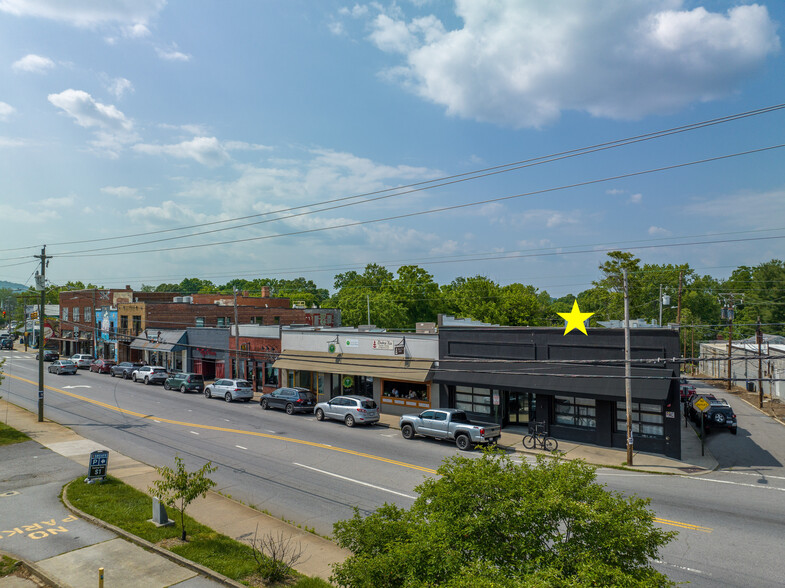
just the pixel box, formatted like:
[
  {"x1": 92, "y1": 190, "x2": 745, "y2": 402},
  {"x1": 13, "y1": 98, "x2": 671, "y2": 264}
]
[{"x1": 434, "y1": 327, "x2": 682, "y2": 459}]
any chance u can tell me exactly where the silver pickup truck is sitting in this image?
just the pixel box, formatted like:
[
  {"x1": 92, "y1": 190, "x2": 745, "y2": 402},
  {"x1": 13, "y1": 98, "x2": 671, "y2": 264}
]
[{"x1": 399, "y1": 408, "x2": 502, "y2": 450}]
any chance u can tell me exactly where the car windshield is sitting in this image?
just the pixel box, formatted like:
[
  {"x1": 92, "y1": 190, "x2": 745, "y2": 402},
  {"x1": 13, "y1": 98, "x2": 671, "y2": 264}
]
[
  {"x1": 236, "y1": 381, "x2": 251, "y2": 388},
  {"x1": 361, "y1": 400, "x2": 377, "y2": 409},
  {"x1": 299, "y1": 392, "x2": 315, "y2": 400},
  {"x1": 189, "y1": 375, "x2": 204, "y2": 382},
  {"x1": 451, "y1": 411, "x2": 470, "y2": 423},
  {"x1": 152, "y1": 368, "x2": 167, "y2": 373},
  {"x1": 62, "y1": 360, "x2": 75, "y2": 365}
]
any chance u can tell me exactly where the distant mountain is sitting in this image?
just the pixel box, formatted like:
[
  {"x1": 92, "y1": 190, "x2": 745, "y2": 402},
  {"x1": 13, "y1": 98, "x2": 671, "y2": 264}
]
[{"x1": 0, "y1": 280, "x2": 27, "y2": 291}]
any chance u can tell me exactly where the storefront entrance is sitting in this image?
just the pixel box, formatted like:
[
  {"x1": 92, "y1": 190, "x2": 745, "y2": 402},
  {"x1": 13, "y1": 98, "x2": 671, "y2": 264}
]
[{"x1": 507, "y1": 392, "x2": 535, "y2": 426}]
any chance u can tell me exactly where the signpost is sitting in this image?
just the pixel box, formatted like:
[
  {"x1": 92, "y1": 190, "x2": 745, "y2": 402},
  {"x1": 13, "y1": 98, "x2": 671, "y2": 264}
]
[
  {"x1": 87, "y1": 450, "x2": 109, "y2": 483},
  {"x1": 693, "y1": 396, "x2": 710, "y2": 456}
]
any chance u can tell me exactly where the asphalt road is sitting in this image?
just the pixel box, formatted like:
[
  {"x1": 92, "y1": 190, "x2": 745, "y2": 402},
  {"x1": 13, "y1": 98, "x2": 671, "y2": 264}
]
[{"x1": 2, "y1": 351, "x2": 784, "y2": 587}]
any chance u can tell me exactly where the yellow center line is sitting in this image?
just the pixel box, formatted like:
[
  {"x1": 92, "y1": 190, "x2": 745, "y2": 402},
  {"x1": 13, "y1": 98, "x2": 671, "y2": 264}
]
[
  {"x1": 7, "y1": 373, "x2": 438, "y2": 474},
  {"x1": 7, "y1": 373, "x2": 713, "y2": 533},
  {"x1": 654, "y1": 517, "x2": 712, "y2": 532}
]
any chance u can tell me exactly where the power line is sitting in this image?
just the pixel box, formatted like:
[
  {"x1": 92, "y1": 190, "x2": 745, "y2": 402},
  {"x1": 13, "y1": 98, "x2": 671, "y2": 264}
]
[
  {"x1": 48, "y1": 143, "x2": 785, "y2": 259},
  {"x1": 5, "y1": 102, "x2": 784, "y2": 255}
]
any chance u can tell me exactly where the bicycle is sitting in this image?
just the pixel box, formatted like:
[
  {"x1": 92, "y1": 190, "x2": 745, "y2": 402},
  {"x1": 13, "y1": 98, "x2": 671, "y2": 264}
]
[{"x1": 522, "y1": 421, "x2": 558, "y2": 451}]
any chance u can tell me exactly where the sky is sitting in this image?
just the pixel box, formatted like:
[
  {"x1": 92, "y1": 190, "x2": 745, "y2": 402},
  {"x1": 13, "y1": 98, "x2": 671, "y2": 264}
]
[{"x1": 1, "y1": 0, "x2": 784, "y2": 298}]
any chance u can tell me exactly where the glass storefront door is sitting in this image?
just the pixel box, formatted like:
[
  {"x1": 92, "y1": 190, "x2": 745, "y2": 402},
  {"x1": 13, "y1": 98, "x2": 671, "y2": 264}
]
[{"x1": 507, "y1": 392, "x2": 535, "y2": 426}]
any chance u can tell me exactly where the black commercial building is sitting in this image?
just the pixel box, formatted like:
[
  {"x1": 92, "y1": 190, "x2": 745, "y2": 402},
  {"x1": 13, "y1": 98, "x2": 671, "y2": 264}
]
[
  {"x1": 186, "y1": 327, "x2": 229, "y2": 380},
  {"x1": 434, "y1": 327, "x2": 682, "y2": 459}
]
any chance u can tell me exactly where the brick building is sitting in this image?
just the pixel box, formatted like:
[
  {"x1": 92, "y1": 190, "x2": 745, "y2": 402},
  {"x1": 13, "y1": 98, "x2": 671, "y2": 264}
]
[{"x1": 58, "y1": 288, "x2": 176, "y2": 356}]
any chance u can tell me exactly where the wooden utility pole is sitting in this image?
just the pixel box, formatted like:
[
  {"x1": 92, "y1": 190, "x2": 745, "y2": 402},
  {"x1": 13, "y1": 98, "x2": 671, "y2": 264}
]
[
  {"x1": 676, "y1": 271, "x2": 683, "y2": 324},
  {"x1": 33, "y1": 245, "x2": 52, "y2": 422},
  {"x1": 719, "y1": 293, "x2": 743, "y2": 391},
  {"x1": 623, "y1": 269, "x2": 633, "y2": 466},
  {"x1": 233, "y1": 287, "x2": 240, "y2": 379}
]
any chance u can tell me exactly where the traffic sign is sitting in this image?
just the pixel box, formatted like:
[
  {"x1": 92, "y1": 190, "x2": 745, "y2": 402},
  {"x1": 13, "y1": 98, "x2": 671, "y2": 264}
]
[
  {"x1": 88, "y1": 450, "x2": 109, "y2": 481},
  {"x1": 694, "y1": 397, "x2": 710, "y2": 413}
]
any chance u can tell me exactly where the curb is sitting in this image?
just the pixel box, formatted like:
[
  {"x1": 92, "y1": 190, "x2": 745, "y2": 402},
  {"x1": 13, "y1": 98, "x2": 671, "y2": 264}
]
[
  {"x1": 0, "y1": 549, "x2": 60, "y2": 588},
  {"x1": 61, "y1": 481, "x2": 246, "y2": 588}
]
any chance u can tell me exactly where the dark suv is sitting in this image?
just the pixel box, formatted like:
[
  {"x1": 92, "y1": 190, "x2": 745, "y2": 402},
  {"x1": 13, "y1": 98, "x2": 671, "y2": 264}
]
[
  {"x1": 688, "y1": 395, "x2": 737, "y2": 435},
  {"x1": 260, "y1": 387, "x2": 317, "y2": 414},
  {"x1": 164, "y1": 372, "x2": 205, "y2": 393}
]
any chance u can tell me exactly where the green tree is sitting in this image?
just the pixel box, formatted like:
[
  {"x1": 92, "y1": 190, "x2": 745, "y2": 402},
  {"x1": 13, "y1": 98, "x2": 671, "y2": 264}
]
[
  {"x1": 148, "y1": 456, "x2": 217, "y2": 541},
  {"x1": 388, "y1": 265, "x2": 443, "y2": 326},
  {"x1": 326, "y1": 264, "x2": 409, "y2": 328},
  {"x1": 331, "y1": 452, "x2": 675, "y2": 588}
]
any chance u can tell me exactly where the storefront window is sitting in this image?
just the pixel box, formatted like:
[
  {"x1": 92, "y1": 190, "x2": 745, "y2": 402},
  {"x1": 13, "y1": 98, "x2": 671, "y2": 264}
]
[
  {"x1": 454, "y1": 385, "x2": 492, "y2": 415},
  {"x1": 382, "y1": 381, "x2": 428, "y2": 401},
  {"x1": 555, "y1": 396, "x2": 596, "y2": 428},
  {"x1": 616, "y1": 402, "x2": 664, "y2": 437},
  {"x1": 263, "y1": 363, "x2": 278, "y2": 387}
]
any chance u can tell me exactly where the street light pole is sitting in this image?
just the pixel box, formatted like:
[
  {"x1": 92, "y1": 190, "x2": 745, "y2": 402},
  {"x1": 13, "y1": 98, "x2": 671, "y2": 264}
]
[{"x1": 33, "y1": 245, "x2": 51, "y2": 422}]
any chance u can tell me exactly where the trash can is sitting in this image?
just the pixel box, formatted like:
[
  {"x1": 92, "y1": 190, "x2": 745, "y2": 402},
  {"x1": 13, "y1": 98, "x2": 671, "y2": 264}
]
[{"x1": 746, "y1": 381, "x2": 756, "y2": 392}]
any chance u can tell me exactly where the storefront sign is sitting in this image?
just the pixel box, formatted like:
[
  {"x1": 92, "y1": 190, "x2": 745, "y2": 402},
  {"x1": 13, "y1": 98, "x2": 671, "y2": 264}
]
[
  {"x1": 394, "y1": 344, "x2": 405, "y2": 355},
  {"x1": 372, "y1": 339, "x2": 394, "y2": 350},
  {"x1": 492, "y1": 391, "x2": 500, "y2": 406},
  {"x1": 344, "y1": 338, "x2": 359, "y2": 348}
]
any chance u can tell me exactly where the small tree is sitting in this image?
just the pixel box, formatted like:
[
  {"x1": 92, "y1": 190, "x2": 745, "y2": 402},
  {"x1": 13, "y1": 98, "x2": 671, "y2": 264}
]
[
  {"x1": 246, "y1": 526, "x2": 307, "y2": 583},
  {"x1": 332, "y1": 451, "x2": 676, "y2": 587},
  {"x1": 149, "y1": 456, "x2": 216, "y2": 541}
]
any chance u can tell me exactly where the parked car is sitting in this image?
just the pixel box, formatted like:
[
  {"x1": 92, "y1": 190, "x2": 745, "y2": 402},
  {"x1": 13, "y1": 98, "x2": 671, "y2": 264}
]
[
  {"x1": 314, "y1": 395, "x2": 379, "y2": 427},
  {"x1": 399, "y1": 408, "x2": 502, "y2": 450},
  {"x1": 204, "y1": 379, "x2": 254, "y2": 402},
  {"x1": 260, "y1": 387, "x2": 316, "y2": 414},
  {"x1": 110, "y1": 361, "x2": 144, "y2": 379},
  {"x1": 36, "y1": 349, "x2": 60, "y2": 361},
  {"x1": 70, "y1": 354, "x2": 95, "y2": 369},
  {"x1": 130, "y1": 365, "x2": 168, "y2": 385},
  {"x1": 688, "y1": 395, "x2": 737, "y2": 434},
  {"x1": 679, "y1": 378, "x2": 697, "y2": 401},
  {"x1": 48, "y1": 359, "x2": 78, "y2": 375},
  {"x1": 0, "y1": 338, "x2": 13, "y2": 350},
  {"x1": 89, "y1": 359, "x2": 116, "y2": 374},
  {"x1": 164, "y1": 372, "x2": 205, "y2": 393}
]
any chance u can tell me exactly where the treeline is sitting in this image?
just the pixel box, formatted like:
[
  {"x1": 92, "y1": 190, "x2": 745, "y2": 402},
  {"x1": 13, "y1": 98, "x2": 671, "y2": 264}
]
[{"x1": 13, "y1": 252, "x2": 785, "y2": 339}]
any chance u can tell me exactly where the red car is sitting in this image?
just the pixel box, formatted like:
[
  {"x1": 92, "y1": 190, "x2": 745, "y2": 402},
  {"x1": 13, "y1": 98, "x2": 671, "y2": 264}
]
[{"x1": 89, "y1": 359, "x2": 116, "y2": 374}]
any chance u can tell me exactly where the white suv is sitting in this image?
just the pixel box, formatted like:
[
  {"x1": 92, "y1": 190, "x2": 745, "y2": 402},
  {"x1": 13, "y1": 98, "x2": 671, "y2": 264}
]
[{"x1": 70, "y1": 354, "x2": 95, "y2": 369}]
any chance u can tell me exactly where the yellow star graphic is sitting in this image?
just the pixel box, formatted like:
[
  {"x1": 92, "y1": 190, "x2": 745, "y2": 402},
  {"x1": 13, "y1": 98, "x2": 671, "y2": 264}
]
[{"x1": 557, "y1": 300, "x2": 595, "y2": 336}]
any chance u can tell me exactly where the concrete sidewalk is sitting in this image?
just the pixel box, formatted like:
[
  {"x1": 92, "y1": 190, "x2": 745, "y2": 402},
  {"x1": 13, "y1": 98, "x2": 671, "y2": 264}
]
[
  {"x1": 377, "y1": 412, "x2": 719, "y2": 474},
  {"x1": 2, "y1": 397, "x2": 717, "y2": 587},
  {"x1": 1, "y1": 401, "x2": 348, "y2": 586}
]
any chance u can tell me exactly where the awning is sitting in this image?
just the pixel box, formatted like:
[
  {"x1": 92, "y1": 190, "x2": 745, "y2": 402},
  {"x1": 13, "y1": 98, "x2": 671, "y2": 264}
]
[
  {"x1": 274, "y1": 350, "x2": 433, "y2": 382},
  {"x1": 129, "y1": 329, "x2": 187, "y2": 353},
  {"x1": 433, "y1": 360, "x2": 673, "y2": 401}
]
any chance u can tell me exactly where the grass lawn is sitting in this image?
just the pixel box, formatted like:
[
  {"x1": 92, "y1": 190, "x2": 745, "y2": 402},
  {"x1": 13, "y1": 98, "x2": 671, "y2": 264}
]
[
  {"x1": 0, "y1": 554, "x2": 21, "y2": 577},
  {"x1": 0, "y1": 421, "x2": 30, "y2": 446},
  {"x1": 66, "y1": 476, "x2": 332, "y2": 587}
]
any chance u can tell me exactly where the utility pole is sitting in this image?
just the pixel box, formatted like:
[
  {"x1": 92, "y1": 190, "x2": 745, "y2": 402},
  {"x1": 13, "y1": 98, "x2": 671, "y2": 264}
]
[
  {"x1": 659, "y1": 284, "x2": 663, "y2": 327},
  {"x1": 623, "y1": 269, "x2": 633, "y2": 467},
  {"x1": 233, "y1": 287, "x2": 240, "y2": 379},
  {"x1": 719, "y1": 293, "x2": 743, "y2": 391},
  {"x1": 92, "y1": 288, "x2": 97, "y2": 357},
  {"x1": 366, "y1": 294, "x2": 371, "y2": 326},
  {"x1": 757, "y1": 316, "x2": 764, "y2": 409},
  {"x1": 676, "y1": 271, "x2": 683, "y2": 324},
  {"x1": 33, "y1": 245, "x2": 52, "y2": 422}
]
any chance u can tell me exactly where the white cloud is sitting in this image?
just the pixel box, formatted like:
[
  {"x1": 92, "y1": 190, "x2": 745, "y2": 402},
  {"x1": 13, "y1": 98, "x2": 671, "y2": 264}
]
[
  {"x1": 224, "y1": 141, "x2": 273, "y2": 152},
  {"x1": 12, "y1": 53, "x2": 54, "y2": 73},
  {"x1": 648, "y1": 225, "x2": 671, "y2": 236},
  {"x1": 359, "y1": 1, "x2": 779, "y2": 128},
  {"x1": 628, "y1": 193, "x2": 643, "y2": 204},
  {"x1": 133, "y1": 136, "x2": 230, "y2": 167},
  {"x1": 0, "y1": 102, "x2": 15, "y2": 121},
  {"x1": 48, "y1": 89, "x2": 138, "y2": 156},
  {"x1": 682, "y1": 188, "x2": 785, "y2": 229},
  {"x1": 0, "y1": 136, "x2": 27, "y2": 147},
  {"x1": 40, "y1": 195, "x2": 75, "y2": 207},
  {"x1": 107, "y1": 77, "x2": 133, "y2": 99},
  {"x1": 101, "y1": 185, "x2": 142, "y2": 200},
  {"x1": 125, "y1": 22, "x2": 150, "y2": 38},
  {"x1": 0, "y1": 0, "x2": 166, "y2": 29},
  {"x1": 606, "y1": 188, "x2": 625, "y2": 195},
  {"x1": 155, "y1": 43, "x2": 191, "y2": 61}
]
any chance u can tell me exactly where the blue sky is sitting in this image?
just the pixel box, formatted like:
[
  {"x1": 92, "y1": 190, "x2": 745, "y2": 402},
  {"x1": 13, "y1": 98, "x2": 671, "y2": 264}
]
[{"x1": 1, "y1": 0, "x2": 783, "y2": 297}]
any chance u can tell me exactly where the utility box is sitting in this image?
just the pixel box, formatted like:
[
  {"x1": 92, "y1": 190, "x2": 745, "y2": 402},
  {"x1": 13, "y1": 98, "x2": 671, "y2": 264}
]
[{"x1": 150, "y1": 497, "x2": 174, "y2": 527}]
